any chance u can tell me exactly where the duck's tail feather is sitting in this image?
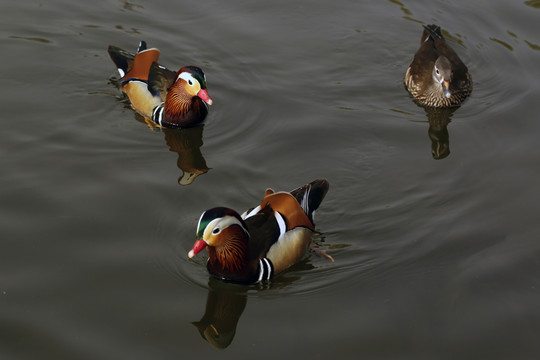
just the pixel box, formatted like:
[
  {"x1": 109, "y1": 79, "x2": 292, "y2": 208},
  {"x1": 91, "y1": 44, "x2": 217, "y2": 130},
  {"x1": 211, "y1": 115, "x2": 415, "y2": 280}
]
[
  {"x1": 137, "y1": 41, "x2": 147, "y2": 53},
  {"x1": 108, "y1": 41, "x2": 159, "y2": 82},
  {"x1": 107, "y1": 45, "x2": 135, "y2": 78},
  {"x1": 422, "y1": 24, "x2": 443, "y2": 42},
  {"x1": 289, "y1": 179, "x2": 329, "y2": 223}
]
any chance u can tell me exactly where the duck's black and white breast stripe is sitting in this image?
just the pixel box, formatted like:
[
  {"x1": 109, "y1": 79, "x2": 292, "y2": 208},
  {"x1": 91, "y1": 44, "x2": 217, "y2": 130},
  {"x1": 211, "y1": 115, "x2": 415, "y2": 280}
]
[
  {"x1": 152, "y1": 104, "x2": 165, "y2": 127},
  {"x1": 151, "y1": 104, "x2": 185, "y2": 129},
  {"x1": 257, "y1": 258, "x2": 274, "y2": 282}
]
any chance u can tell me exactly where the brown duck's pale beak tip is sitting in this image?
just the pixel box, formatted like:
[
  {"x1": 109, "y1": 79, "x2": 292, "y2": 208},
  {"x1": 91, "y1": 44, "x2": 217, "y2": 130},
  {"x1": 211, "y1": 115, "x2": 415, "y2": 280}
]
[{"x1": 442, "y1": 81, "x2": 451, "y2": 98}]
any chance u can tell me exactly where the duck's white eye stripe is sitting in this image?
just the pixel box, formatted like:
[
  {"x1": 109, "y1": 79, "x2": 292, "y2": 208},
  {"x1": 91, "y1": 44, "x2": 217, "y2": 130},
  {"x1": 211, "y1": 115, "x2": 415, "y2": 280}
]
[
  {"x1": 202, "y1": 215, "x2": 247, "y2": 240},
  {"x1": 177, "y1": 72, "x2": 196, "y2": 85}
]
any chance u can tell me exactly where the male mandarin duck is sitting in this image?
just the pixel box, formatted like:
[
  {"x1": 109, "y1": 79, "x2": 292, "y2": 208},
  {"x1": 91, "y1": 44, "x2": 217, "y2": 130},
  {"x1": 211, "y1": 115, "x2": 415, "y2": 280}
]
[
  {"x1": 188, "y1": 179, "x2": 331, "y2": 284},
  {"x1": 108, "y1": 41, "x2": 212, "y2": 128},
  {"x1": 404, "y1": 24, "x2": 472, "y2": 107}
]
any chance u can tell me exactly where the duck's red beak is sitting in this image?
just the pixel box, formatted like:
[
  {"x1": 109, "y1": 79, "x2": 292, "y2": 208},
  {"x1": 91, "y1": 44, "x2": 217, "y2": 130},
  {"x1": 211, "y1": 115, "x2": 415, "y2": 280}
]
[
  {"x1": 197, "y1": 89, "x2": 213, "y2": 106},
  {"x1": 188, "y1": 239, "x2": 207, "y2": 258}
]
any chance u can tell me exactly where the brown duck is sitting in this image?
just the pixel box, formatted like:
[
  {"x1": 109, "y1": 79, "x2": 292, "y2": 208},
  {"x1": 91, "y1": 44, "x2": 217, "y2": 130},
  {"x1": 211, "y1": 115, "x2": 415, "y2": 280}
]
[{"x1": 404, "y1": 24, "x2": 472, "y2": 107}]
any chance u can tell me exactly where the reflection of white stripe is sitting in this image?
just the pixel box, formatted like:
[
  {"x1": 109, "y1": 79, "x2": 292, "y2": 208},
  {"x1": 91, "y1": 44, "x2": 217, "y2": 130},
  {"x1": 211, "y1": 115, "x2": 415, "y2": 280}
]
[{"x1": 274, "y1": 211, "x2": 286, "y2": 238}]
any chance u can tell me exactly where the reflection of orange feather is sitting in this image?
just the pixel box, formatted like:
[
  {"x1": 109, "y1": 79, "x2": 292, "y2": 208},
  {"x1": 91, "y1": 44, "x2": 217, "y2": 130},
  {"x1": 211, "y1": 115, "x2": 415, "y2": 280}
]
[
  {"x1": 260, "y1": 192, "x2": 314, "y2": 231},
  {"x1": 121, "y1": 48, "x2": 160, "y2": 82}
]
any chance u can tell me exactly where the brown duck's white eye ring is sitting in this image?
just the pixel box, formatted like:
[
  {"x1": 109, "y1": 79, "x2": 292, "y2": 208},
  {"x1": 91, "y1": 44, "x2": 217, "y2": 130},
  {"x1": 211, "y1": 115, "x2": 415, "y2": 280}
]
[
  {"x1": 212, "y1": 227, "x2": 221, "y2": 235},
  {"x1": 435, "y1": 66, "x2": 440, "y2": 76}
]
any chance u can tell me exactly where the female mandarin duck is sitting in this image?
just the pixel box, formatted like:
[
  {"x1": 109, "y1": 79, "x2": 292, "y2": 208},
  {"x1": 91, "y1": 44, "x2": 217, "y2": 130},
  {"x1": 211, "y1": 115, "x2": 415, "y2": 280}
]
[
  {"x1": 188, "y1": 179, "x2": 330, "y2": 284},
  {"x1": 108, "y1": 41, "x2": 212, "y2": 128},
  {"x1": 405, "y1": 24, "x2": 472, "y2": 107}
]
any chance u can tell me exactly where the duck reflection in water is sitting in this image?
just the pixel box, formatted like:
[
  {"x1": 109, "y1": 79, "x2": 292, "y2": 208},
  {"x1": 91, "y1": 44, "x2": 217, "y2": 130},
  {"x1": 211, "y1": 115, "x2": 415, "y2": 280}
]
[
  {"x1": 162, "y1": 126, "x2": 210, "y2": 185},
  {"x1": 191, "y1": 278, "x2": 246, "y2": 349},
  {"x1": 116, "y1": 102, "x2": 210, "y2": 185},
  {"x1": 192, "y1": 265, "x2": 311, "y2": 349},
  {"x1": 423, "y1": 105, "x2": 457, "y2": 160}
]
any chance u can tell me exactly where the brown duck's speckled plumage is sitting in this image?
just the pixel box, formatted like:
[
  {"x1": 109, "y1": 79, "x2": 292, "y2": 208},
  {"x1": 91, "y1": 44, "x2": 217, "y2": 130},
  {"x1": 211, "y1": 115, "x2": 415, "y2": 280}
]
[{"x1": 405, "y1": 24, "x2": 472, "y2": 107}]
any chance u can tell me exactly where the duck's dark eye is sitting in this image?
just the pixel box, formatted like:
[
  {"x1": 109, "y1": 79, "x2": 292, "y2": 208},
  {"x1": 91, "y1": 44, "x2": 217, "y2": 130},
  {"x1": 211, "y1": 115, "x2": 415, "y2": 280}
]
[
  {"x1": 212, "y1": 227, "x2": 220, "y2": 234},
  {"x1": 435, "y1": 67, "x2": 440, "y2": 75},
  {"x1": 188, "y1": 79, "x2": 193, "y2": 86}
]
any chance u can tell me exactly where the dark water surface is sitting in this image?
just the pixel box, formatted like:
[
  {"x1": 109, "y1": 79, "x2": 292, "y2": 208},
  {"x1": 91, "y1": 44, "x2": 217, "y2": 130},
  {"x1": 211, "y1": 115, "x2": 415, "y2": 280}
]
[{"x1": 2, "y1": 0, "x2": 540, "y2": 358}]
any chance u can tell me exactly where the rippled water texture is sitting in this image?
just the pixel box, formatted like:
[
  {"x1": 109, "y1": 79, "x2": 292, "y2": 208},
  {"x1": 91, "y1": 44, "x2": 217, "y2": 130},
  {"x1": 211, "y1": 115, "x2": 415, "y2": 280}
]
[{"x1": 2, "y1": 0, "x2": 540, "y2": 359}]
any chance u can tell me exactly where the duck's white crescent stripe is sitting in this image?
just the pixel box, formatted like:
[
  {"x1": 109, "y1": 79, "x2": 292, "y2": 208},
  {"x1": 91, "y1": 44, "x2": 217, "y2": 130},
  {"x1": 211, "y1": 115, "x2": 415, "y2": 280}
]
[
  {"x1": 257, "y1": 259, "x2": 265, "y2": 282},
  {"x1": 274, "y1": 211, "x2": 286, "y2": 238},
  {"x1": 242, "y1": 205, "x2": 261, "y2": 220},
  {"x1": 158, "y1": 106, "x2": 163, "y2": 126},
  {"x1": 264, "y1": 258, "x2": 272, "y2": 280},
  {"x1": 257, "y1": 258, "x2": 273, "y2": 282},
  {"x1": 152, "y1": 104, "x2": 164, "y2": 126}
]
